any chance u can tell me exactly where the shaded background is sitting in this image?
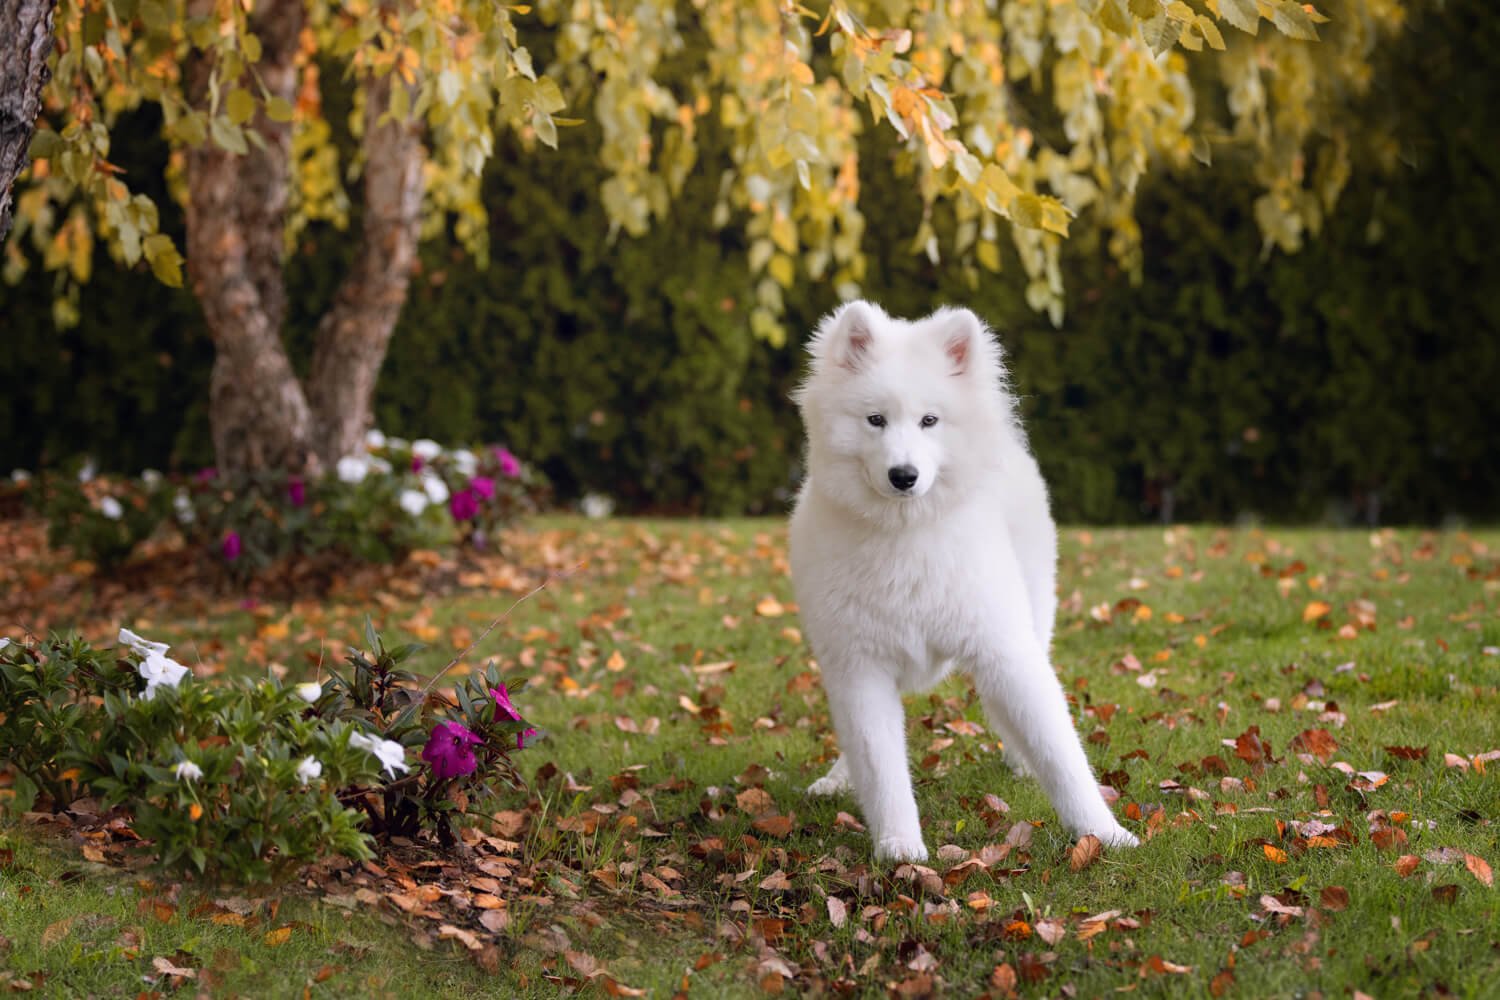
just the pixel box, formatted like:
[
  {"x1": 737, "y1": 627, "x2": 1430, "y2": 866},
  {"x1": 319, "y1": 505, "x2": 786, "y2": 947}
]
[{"x1": 4, "y1": 0, "x2": 1497, "y2": 524}]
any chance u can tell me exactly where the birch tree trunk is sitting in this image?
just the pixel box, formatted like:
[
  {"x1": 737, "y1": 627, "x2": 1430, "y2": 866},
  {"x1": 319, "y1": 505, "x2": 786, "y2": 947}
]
[{"x1": 0, "y1": 0, "x2": 55, "y2": 243}]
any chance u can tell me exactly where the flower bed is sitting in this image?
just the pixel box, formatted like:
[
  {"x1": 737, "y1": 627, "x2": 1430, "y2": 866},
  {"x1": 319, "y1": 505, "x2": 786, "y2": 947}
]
[
  {"x1": 0, "y1": 626, "x2": 538, "y2": 882},
  {"x1": 14, "y1": 435, "x2": 546, "y2": 576}
]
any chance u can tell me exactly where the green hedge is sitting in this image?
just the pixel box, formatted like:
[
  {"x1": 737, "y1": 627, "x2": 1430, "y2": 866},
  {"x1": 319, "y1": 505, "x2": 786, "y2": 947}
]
[{"x1": 2, "y1": 1, "x2": 1496, "y2": 522}]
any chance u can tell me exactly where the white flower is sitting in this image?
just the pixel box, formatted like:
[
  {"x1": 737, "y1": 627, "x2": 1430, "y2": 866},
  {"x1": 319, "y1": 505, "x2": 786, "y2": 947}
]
[
  {"x1": 98, "y1": 496, "x2": 124, "y2": 520},
  {"x1": 10, "y1": 469, "x2": 30, "y2": 483},
  {"x1": 294, "y1": 681, "x2": 322, "y2": 703},
  {"x1": 450, "y1": 448, "x2": 478, "y2": 477},
  {"x1": 365, "y1": 429, "x2": 388, "y2": 450},
  {"x1": 411, "y1": 438, "x2": 442, "y2": 461},
  {"x1": 385, "y1": 436, "x2": 409, "y2": 451},
  {"x1": 336, "y1": 455, "x2": 370, "y2": 483},
  {"x1": 367, "y1": 456, "x2": 393, "y2": 475},
  {"x1": 174, "y1": 760, "x2": 203, "y2": 782},
  {"x1": 121, "y1": 628, "x2": 190, "y2": 699},
  {"x1": 421, "y1": 475, "x2": 449, "y2": 505},
  {"x1": 581, "y1": 493, "x2": 615, "y2": 520},
  {"x1": 349, "y1": 731, "x2": 410, "y2": 778},
  {"x1": 78, "y1": 458, "x2": 97, "y2": 483},
  {"x1": 119, "y1": 627, "x2": 170, "y2": 658},
  {"x1": 139, "y1": 651, "x2": 190, "y2": 700},
  {"x1": 295, "y1": 756, "x2": 323, "y2": 786},
  {"x1": 173, "y1": 490, "x2": 195, "y2": 525},
  {"x1": 398, "y1": 488, "x2": 429, "y2": 517},
  {"x1": 141, "y1": 468, "x2": 163, "y2": 487},
  {"x1": 0, "y1": 638, "x2": 11, "y2": 651}
]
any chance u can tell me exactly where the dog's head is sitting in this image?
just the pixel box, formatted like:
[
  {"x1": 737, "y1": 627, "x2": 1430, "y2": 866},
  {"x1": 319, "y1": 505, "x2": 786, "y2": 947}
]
[{"x1": 795, "y1": 300, "x2": 1012, "y2": 518}]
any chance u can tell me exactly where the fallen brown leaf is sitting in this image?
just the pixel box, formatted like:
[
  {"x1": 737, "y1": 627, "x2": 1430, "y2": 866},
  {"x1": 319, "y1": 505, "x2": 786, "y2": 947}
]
[
  {"x1": 1302, "y1": 600, "x2": 1332, "y2": 622},
  {"x1": 1464, "y1": 853, "x2": 1494, "y2": 887},
  {"x1": 1319, "y1": 885, "x2": 1350, "y2": 911},
  {"x1": 1290, "y1": 728, "x2": 1338, "y2": 763},
  {"x1": 735, "y1": 787, "x2": 776, "y2": 817},
  {"x1": 755, "y1": 597, "x2": 785, "y2": 618},
  {"x1": 990, "y1": 962, "x2": 1018, "y2": 995},
  {"x1": 1070, "y1": 834, "x2": 1102, "y2": 872},
  {"x1": 751, "y1": 814, "x2": 794, "y2": 838},
  {"x1": 40, "y1": 917, "x2": 77, "y2": 949}
]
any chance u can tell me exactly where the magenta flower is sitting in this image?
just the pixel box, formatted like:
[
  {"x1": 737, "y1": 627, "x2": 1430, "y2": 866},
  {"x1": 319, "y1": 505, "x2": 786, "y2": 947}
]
[
  {"x1": 221, "y1": 531, "x2": 242, "y2": 561},
  {"x1": 469, "y1": 475, "x2": 496, "y2": 500},
  {"x1": 491, "y1": 684, "x2": 522, "y2": 722},
  {"x1": 287, "y1": 477, "x2": 306, "y2": 508},
  {"x1": 194, "y1": 467, "x2": 218, "y2": 483},
  {"x1": 449, "y1": 488, "x2": 480, "y2": 522},
  {"x1": 422, "y1": 721, "x2": 483, "y2": 780},
  {"x1": 494, "y1": 447, "x2": 521, "y2": 478},
  {"x1": 411, "y1": 456, "x2": 424, "y2": 473},
  {"x1": 517, "y1": 727, "x2": 539, "y2": 751}
]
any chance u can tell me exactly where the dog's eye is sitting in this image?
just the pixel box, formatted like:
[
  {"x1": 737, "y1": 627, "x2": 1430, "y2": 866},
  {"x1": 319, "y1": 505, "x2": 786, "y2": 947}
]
[
  {"x1": 866, "y1": 414, "x2": 886, "y2": 428},
  {"x1": 920, "y1": 414, "x2": 939, "y2": 428}
]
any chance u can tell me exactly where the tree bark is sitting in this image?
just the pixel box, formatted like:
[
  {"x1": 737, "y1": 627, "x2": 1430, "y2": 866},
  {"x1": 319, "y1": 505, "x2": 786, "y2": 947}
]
[
  {"x1": 0, "y1": 0, "x2": 55, "y2": 244},
  {"x1": 183, "y1": 0, "x2": 314, "y2": 473},
  {"x1": 181, "y1": 0, "x2": 423, "y2": 474},
  {"x1": 306, "y1": 65, "x2": 425, "y2": 467}
]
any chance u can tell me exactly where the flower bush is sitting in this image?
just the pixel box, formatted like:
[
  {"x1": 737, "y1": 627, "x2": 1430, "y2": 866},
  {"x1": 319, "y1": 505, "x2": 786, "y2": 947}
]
[
  {"x1": 0, "y1": 624, "x2": 540, "y2": 882},
  {"x1": 27, "y1": 435, "x2": 546, "y2": 573},
  {"x1": 36, "y1": 469, "x2": 173, "y2": 569}
]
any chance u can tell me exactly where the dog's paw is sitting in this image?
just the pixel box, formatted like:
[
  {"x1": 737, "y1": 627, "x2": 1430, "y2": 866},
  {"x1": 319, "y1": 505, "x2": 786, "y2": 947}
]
[
  {"x1": 807, "y1": 774, "x2": 849, "y2": 797},
  {"x1": 1004, "y1": 755, "x2": 1035, "y2": 779},
  {"x1": 1091, "y1": 823, "x2": 1140, "y2": 849},
  {"x1": 874, "y1": 836, "x2": 929, "y2": 863}
]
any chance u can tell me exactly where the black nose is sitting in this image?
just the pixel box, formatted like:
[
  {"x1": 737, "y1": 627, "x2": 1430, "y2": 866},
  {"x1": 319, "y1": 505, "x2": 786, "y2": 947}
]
[{"x1": 888, "y1": 465, "x2": 918, "y2": 491}]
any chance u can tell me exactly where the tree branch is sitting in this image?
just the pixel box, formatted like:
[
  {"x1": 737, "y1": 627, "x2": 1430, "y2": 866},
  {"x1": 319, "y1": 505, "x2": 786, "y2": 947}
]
[{"x1": 306, "y1": 59, "x2": 425, "y2": 467}]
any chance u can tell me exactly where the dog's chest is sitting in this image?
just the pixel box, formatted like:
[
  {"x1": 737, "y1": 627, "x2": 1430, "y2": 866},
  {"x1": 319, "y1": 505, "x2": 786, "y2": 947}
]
[{"x1": 818, "y1": 526, "x2": 992, "y2": 652}]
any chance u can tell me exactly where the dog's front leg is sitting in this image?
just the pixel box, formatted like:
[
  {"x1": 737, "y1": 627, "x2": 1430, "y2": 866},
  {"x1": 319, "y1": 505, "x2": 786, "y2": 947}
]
[
  {"x1": 822, "y1": 665, "x2": 927, "y2": 862},
  {"x1": 972, "y1": 634, "x2": 1138, "y2": 848}
]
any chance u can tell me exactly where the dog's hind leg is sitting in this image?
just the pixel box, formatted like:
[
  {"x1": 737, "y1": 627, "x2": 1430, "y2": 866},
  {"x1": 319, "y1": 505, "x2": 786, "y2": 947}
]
[
  {"x1": 808, "y1": 754, "x2": 852, "y2": 796},
  {"x1": 972, "y1": 631, "x2": 1138, "y2": 848},
  {"x1": 980, "y1": 713, "x2": 1037, "y2": 779},
  {"x1": 1007, "y1": 496, "x2": 1059, "y2": 653},
  {"x1": 822, "y1": 665, "x2": 928, "y2": 862}
]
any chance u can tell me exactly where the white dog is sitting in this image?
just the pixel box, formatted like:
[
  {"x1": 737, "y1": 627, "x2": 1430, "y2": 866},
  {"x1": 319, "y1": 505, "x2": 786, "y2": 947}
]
[{"x1": 789, "y1": 301, "x2": 1138, "y2": 862}]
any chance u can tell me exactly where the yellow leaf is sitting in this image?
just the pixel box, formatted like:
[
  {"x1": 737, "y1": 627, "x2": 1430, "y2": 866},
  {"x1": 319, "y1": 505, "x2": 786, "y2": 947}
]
[
  {"x1": 768, "y1": 254, "x2": 795, "y2": 288},
  {"x1": 976, "y1": 241, "x2": 1001, "y2": 272},
  {"x1": 769, "y1": 212, "x2": 797, "y2": 254},
  {"x1": 226, "y1": 88, "x2": 256, "y2": 125},
  {"x1": 263, "y1": 926, "x2": 292, "y2": 946}
]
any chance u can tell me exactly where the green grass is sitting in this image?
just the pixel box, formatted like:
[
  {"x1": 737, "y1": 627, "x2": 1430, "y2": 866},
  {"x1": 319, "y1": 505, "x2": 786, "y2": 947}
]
[
  {"x1": 5, "y1": 519, "x2": 1500, "y2": 997},
  {"x1": 0, "y1": 831, "x2": 495, "y2": 996}
]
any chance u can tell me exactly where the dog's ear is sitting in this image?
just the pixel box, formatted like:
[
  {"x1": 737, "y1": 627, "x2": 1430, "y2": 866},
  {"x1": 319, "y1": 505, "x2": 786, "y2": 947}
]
[
  {"x1": 818, "y1": 300, "x2": 879, "y2": 372},
  {"x1": 932, "y1": 307, "x2": 988, "y2": 376}
]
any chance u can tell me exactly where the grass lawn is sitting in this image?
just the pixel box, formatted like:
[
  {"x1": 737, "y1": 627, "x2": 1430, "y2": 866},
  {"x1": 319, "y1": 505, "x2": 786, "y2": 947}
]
[{"x1": 3, "y1": 517, "x2": 1499, "y2": 997}]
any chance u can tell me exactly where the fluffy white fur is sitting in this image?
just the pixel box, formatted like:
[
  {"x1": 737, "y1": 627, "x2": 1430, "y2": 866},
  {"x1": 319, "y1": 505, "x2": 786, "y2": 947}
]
[{"x1": 789, "y1": 300, "x2": 1138, "y2": 862}]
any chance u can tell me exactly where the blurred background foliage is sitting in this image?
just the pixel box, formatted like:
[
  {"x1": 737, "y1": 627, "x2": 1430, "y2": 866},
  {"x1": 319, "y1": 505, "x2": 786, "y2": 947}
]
[{"x1": 3, "y1": 0, "x2": 1496, "y2": 523}]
